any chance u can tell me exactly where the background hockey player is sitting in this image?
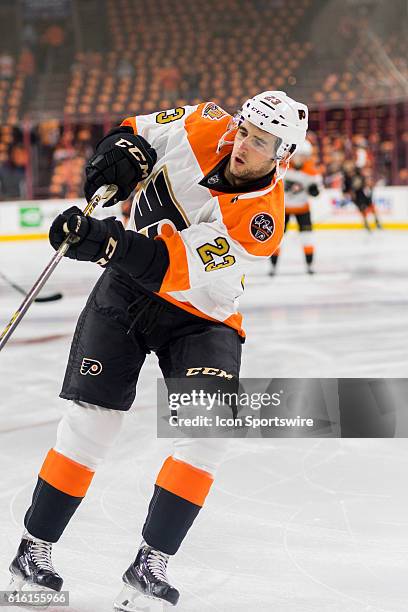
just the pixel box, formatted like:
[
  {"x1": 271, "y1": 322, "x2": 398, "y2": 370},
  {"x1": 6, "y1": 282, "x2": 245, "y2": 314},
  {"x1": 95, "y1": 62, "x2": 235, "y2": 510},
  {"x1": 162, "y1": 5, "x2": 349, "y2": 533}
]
[
  {"x1": 342, "y1": 160, "x2": 382, "y2": 231},
  {"x1": 8, "y1": 91, "x2": 308, "y2": 610},
  {"x1": 270, "y1": 139, "x2": 321, "y2": 275}
]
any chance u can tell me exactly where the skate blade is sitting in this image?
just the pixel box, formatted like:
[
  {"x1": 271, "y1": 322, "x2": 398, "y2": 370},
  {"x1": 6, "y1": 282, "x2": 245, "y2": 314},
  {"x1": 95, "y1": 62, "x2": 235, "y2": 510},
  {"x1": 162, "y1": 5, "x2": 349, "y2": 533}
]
[
  {"x1": 113, "y1": 583, "x2": 173, "y2": 611},
  {"x1": 8, "y1": 573, "x2": 26, "y2": 591},
  {"x1": 6, "y1": 573, "x2": 56, "y2": 609}
]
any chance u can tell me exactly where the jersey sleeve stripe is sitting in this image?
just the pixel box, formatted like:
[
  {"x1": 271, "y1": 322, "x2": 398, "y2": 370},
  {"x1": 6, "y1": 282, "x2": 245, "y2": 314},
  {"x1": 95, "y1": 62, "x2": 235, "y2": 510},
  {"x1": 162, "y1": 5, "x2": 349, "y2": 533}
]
[
  {"x1": 157, "y1": 233, "x2": 191, "y2": 293},
  {"x1": 120, "y1": 116, "x2": 138, "y2": 134}
]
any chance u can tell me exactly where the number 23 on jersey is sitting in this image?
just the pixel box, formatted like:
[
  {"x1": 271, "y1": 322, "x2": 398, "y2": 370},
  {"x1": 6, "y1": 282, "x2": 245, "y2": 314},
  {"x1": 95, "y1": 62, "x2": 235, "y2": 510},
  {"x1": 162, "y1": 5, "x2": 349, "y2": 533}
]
[{"x1": 197, "y1": 237, "x2": 236, "y2": 272}]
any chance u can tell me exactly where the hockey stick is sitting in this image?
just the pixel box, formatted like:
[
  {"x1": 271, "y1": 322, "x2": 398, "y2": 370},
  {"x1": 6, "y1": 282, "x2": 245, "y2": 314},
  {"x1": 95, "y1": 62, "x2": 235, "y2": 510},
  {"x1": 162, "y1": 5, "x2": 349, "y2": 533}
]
[
  {"x1": 0, "y1": 270, "x2": 63, "y2": 303},
  {"x1": 0, "y1": 184, "x2": 118, "y2": 352}
]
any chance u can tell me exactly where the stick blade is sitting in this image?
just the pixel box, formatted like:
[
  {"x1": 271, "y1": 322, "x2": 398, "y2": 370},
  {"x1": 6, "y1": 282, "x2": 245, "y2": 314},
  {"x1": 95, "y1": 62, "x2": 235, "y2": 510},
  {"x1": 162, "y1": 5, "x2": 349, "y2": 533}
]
[{"x1": 34, "y1": 292, "x2": 63, "y2": 303}]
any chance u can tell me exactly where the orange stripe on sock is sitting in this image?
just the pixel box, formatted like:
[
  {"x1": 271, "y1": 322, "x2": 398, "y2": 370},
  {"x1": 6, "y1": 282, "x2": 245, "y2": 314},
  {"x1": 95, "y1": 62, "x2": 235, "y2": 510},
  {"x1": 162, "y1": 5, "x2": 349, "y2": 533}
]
[
  {"x1": 39, "y1": 449, "x2": 95, "y2": 498},
  {"x1": 303, "y1": 245, "x2": 314, "y2": 255},
  {"x1": 156, "y1": 456, "x2": 214, "y2": 507}
]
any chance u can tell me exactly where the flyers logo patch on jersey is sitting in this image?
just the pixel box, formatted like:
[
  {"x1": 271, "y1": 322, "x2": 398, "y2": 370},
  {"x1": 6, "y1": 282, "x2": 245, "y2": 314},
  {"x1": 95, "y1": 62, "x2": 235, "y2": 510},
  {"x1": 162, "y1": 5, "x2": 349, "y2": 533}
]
[
  {"x1": 250, "y1": 213, "x2": 275, "y2": 242},
  {"x1": 80, "y1": 358, "x2": 103, "y2": 376},
  {"x1": 202, "y1": 102, "x2": 226, "y2": 121}
]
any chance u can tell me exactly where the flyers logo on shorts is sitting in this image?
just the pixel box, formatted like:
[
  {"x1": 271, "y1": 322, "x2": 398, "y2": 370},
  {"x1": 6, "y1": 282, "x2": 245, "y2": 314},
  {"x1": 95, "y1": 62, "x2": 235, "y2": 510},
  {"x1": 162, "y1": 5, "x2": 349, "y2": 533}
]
[
  {"x1": 202, "y1": 102, "x2": 226, "y2": 121},
  {"x1": 250, "y1": 213, "x2": 275, "y2": 242},
  {"x1": 80, "y1": 358, "x2": 103, "y2": 376}
]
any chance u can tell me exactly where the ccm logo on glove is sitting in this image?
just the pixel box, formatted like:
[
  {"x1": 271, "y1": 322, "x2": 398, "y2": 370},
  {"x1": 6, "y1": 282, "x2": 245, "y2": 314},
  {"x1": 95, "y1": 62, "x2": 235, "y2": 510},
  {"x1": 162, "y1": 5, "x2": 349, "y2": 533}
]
[
  {"x1": 94, "y1": 236, "x2": 118, "y2": 267},
  {"x1": 49, "y1": 206, "x2": 126, "y2": 267},
  {"x1": 114, "y1": 138, "x2": 151, "y2": 179},
  {"x1": 84, "y1": 126, "x2": 157, "y2": 205}
]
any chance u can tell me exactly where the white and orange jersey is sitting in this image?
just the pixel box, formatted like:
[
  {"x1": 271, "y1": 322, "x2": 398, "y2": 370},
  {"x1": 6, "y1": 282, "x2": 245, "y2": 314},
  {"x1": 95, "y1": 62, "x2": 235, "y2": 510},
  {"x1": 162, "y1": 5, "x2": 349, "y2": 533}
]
[
  {"x1": 284, "y1": 160, "x2": 322, "y2": 215},
  {"x1": 121, "y1": 102, "x2": 285, "y2": 337}
]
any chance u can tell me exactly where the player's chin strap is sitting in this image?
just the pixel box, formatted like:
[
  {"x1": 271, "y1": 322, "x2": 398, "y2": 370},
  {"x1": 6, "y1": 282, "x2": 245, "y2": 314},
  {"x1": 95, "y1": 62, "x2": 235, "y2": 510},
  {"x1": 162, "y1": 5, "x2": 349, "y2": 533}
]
[
  {"x1": 271, "y1": 142, "x2": 298, "y2": 188},
  {"x1": 232, "y1": 146, "x2": 297, "y2": 202},
  {"x1": 216, "y1": 112, "x2": 241, "y2": 154},
  {"x1": 216, "y1": 128, "x2": 236, "y2": 154}
]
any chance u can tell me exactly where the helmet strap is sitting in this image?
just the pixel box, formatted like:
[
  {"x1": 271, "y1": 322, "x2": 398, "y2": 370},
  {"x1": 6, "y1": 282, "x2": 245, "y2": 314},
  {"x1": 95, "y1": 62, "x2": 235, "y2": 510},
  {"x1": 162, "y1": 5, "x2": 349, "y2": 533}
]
[
  {"x1": 274, "y1": 145, "x2": 297, "y2": 183},
  {"x1": 216, "y1": 128, "x2": 235, "y2": 154}
]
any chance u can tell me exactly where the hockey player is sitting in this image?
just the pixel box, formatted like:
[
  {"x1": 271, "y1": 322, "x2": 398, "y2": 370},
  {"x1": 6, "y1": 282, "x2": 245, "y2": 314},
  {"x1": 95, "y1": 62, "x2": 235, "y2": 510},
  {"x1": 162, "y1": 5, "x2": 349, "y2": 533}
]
[
  {"x1": 342, "y1": 160, "x2": 382, "y2": 231},
  {"x1": 270, "y1": 139, "x2": 321, "y2": 275},
  {"x1": 8, "y1": 91, "x2": 308, "y2": 610}
]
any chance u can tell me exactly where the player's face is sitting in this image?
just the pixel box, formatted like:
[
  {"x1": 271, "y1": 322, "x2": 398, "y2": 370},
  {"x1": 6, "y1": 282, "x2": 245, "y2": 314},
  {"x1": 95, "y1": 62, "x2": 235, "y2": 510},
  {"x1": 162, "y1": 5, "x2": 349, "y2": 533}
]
[{"x1": 228, "y1": 120, "x2": 278, "y2": 184}]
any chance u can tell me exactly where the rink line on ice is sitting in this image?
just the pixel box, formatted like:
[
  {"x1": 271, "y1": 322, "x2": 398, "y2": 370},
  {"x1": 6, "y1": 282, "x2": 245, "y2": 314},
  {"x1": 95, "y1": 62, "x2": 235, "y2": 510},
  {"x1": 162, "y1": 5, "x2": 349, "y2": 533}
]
[
  {"x1": 298, "y1": 443, "x2": 395, "y2": 588},
  {"x1": 296, "y1": 223, "x2": 408, "y2": 230},
  {"x1": 9, "y1": 480, "x2": 35, "y2": 530},
  {"x1": 339, "y1": 499, "x2": 384, "y2": 582},
  {"x1": 242, "y1": 298, "x2": 408, "y2": 311},
  {"x1": 208, "y1": 438, "x2": 391, "y2": 566},
  {"x1": 0, "y1": 234, "x2": 49, "y2": 241},
  {"x1": 299, "y1": 443, "x2": 390, "y2": 501},
  {"x1": 282, "y1": 503, "x2": 390, "y2": 612},
  {"x1": 245, "y1": 314, "x2": 408, "y2": 335},
  {"x1": 288, "y1": 443, "x2": 406, "y2": 610},
  {"x1": 6, "y1": 333, "x2": 70, "y2": 347},
  {"x1": 198, "y1": 440, "x2": 397, "y2": 611},
  {"x1": 0, "y1": 418, "x2": 60, "y2": 434},
  {"x1": 210, "y1": 442, "x2": 338, "y2": 512},
  {"x1": 284, "y1": 441, "x2": 398, "y2": 610}
]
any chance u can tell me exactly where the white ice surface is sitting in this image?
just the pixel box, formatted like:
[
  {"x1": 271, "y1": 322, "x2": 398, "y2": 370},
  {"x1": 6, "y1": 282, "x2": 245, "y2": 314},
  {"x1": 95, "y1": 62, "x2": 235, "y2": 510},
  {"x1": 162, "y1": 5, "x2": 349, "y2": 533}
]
[{"x1": 0, "y1": 231, "x2": 408, "y2": 611}]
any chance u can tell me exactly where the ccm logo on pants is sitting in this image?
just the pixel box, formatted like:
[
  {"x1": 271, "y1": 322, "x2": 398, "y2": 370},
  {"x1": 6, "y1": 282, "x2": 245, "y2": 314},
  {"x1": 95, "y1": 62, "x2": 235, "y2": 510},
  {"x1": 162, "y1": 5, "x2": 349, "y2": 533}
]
[{"x1": 80, "y1": 358, "x2": 103, "y2": 376}]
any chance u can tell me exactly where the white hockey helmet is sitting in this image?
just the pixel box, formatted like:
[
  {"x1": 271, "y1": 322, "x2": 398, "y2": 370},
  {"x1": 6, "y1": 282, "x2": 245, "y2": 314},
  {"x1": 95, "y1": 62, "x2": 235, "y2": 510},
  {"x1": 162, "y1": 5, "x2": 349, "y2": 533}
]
[
  {"x1": 217, "y1": 91, "x2": 308, "y2": 184},
  {"x1": 238, "y1": 91, "x2": 308, "y2": 160}
]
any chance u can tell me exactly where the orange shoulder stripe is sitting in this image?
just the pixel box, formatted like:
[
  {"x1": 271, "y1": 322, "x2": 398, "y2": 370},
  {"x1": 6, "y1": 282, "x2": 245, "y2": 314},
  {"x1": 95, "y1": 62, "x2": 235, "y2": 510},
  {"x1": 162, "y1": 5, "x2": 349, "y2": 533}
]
[{"x1": 120, "y1": 116, "x2": 138, "y2": 134}]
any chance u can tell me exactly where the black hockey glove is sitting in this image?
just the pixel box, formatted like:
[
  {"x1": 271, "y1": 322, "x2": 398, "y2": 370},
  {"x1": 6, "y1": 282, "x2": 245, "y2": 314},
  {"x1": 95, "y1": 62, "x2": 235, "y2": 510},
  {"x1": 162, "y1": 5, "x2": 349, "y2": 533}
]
[
  {"x1": 307, "y1": 183, "x2": 320, "y2": 197},
  {"x1": 49, "y1": 206, "x2": 126, "y2": 267},
  {"x1": 84, "y1": 126, "x2": 157, "y2": 205}
]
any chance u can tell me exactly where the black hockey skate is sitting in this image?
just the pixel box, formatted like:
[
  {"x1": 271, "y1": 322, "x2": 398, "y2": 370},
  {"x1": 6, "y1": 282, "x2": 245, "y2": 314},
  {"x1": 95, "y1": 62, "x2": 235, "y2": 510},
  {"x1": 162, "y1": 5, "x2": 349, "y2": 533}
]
[
  {"x1": 113, "y1": 543, "x2": 179, "y2": 611},
  {"x1": 8, "y1": 537, "x2": 63, "y2": 594}
]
